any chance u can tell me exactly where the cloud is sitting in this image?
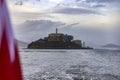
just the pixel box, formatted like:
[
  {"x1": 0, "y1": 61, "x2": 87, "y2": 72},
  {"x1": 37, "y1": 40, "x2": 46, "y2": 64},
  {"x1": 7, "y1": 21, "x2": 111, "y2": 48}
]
[
  {"x1": 52, "y1": 7, "x2": 101, "y2": 15},
  {"x1": 19, "y1": 12, "x2": 54, "y2": 18},
  {"x1": 14, "y1": 20, "x2": 65, "y2": 42},
  {"x1": 66, "y1": 23, "x2": 79, "y2": 27},
  {"x1": 86, "y1": 0, "x2": 120, "y2": 3},
  {"x1": 92, "y1": 4, "x2": 106, "y2": 8},
  {"x1": 17, "y1": 20, "x2": 65, "y2": 32}
]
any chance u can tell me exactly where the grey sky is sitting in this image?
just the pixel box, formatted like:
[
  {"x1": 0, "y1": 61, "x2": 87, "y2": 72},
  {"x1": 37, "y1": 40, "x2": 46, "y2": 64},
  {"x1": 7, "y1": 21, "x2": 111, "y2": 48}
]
[{"x1": 7, "y1": 0, "x2": 120, "y2": 47}]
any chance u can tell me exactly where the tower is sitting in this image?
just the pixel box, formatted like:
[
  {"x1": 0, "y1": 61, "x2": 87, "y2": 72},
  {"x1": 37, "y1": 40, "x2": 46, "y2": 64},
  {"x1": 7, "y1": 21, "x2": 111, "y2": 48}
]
[
  {"x1": 56, "y1": 28, "x2": 58, "y2": 34},
  {"x1": 83, "y1": 41, "x2": 85, "y2": 47}
]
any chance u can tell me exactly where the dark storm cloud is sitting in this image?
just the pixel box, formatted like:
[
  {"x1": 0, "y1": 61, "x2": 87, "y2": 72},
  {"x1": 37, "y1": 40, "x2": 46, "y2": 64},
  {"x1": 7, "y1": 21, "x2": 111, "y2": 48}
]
[{"x1": 53, "y1": 7, "x2": 101, "y2": 15}]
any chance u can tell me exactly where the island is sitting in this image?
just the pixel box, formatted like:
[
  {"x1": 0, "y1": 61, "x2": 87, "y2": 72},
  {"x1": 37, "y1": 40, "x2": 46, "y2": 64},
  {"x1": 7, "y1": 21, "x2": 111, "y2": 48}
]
[{"x1": 28, "y1": 28, "x2": 93, "y2": 49}]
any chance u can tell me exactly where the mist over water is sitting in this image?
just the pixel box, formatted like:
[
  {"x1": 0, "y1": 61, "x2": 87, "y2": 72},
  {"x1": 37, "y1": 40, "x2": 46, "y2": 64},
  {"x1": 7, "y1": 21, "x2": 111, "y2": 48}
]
[{"x1": 20, "y1": 49, "x2": 120, "y2": 80}]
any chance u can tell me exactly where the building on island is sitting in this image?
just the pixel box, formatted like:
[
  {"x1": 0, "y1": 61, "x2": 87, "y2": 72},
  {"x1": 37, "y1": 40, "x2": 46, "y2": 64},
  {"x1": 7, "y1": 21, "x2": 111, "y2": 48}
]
[{"x1": 28, "y1": 28, "x2": 93, "y2": 49}]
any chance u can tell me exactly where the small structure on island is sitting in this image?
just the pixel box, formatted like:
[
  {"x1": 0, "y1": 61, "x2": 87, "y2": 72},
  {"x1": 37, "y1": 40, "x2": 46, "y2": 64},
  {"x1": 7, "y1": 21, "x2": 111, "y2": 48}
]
[{"x1": 28, "y1": 28, "x2": 93, "y2": 49}]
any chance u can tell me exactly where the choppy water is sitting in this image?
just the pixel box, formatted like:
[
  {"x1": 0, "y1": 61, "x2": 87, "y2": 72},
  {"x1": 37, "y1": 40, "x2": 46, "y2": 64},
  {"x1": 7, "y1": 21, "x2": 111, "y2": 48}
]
[{"x1": 19, "y1": 49, "x2": 120, "y2": 80}]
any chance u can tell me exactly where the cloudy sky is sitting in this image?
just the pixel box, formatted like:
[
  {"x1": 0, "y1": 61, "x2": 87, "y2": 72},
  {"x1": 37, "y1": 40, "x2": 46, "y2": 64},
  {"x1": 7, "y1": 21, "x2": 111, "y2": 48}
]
[{"x1": 7, "y1": 0, "x2": 120, "y2": 47}]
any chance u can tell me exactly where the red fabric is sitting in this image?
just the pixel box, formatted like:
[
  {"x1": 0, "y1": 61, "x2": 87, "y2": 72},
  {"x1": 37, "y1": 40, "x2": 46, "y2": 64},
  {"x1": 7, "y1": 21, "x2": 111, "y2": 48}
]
[
  {"x1": 0, "y1": 0, "x2": 4, "y2": 4},
  {"x1": 0, "y1": 0, "x2": 23, "y2": 80}
]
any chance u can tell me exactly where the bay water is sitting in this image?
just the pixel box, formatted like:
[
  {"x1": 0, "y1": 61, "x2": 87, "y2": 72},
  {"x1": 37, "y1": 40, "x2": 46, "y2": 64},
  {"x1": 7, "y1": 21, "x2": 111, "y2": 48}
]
[{"x1": 19, "y1": 49, "x2": 120, "y2": 80}]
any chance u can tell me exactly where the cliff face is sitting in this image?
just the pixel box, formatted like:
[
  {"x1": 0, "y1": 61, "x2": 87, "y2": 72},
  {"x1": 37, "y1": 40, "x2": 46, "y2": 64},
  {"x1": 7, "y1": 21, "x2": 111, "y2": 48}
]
[{"x1": 28, "y1": 41, "x2": 82, "y2": 49}]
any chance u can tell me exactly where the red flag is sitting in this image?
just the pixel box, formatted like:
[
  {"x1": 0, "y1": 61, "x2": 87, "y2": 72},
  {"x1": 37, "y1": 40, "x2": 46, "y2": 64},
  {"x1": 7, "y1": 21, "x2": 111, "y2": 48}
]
[{"x1": 0, "y1": 0, "x2": 23, "y2": 80}]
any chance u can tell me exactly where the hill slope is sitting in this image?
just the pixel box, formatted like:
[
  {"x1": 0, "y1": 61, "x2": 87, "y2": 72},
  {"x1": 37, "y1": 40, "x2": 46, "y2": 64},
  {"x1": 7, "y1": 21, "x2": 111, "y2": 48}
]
[
  {"x1": 17, "y1": 40, "x2": 28, "y2": 48},
  {"x1": 102, "y1": 43, "x2": 120, "y2": 48}
]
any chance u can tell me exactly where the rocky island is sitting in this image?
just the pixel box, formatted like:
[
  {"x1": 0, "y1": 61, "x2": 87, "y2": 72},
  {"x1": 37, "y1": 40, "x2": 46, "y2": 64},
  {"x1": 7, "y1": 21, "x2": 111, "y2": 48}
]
[{"x1": 28, "y1": 28, "x2": 93, "y2": 49}]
